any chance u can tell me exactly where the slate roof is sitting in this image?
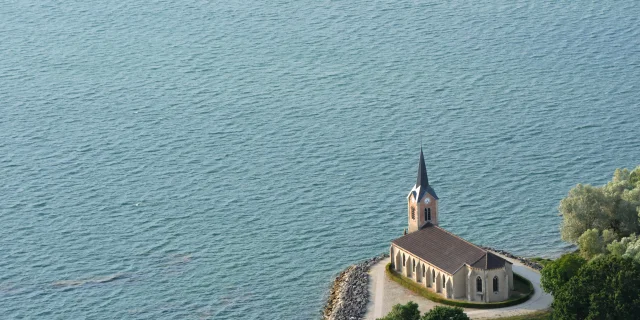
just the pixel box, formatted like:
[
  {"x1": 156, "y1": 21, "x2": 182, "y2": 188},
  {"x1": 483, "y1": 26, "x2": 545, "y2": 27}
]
[
  {"x1": 417, "y1": 147, "x2": 429, "y2": 187},
  {"x1": 414, "y1": 148, "x2": 438, "y2": 200},
  {"x1": 471, "y1": 251, "x2": 507, "y2": 270},
  {"x1": 411, "y1": 185, "x2": 439, "y2": 201},
  {"x1": 391, "y1": 223, "x2": 509, "y2": 274}
]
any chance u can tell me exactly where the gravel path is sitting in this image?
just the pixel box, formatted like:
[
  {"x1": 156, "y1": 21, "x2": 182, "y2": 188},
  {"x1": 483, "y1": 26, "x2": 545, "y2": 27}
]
[{"x1": 363, "y1": 254, "x2": 552, "y2": 320}]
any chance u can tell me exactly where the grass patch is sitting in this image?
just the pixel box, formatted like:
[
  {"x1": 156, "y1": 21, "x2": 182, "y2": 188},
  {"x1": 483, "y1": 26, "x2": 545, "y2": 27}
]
[
  {"x1": 385, "y1": 263, "x2": 534, "y2": 309},
  {"x1": 512, "y1": 273, "x2": 533, "y2": 298},
  {"x1": 529, "y1": 257, "x2": 553, "y2": 268}
]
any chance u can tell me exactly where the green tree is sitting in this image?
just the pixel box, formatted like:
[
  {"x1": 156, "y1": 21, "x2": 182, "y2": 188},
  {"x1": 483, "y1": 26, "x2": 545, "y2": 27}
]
[
  {"x1": 559, "y1": 184, "x2": 612, "y2": 242},
  {"x1": 559, "y1": 166, "x2": 640, "y2": 244},
  {"x1": 552, "y1": 255, "x2": 640, "y2": 320},
  {"x1": 421, "y1": 306, "x2": 469, "y2": 320},
  {"x1": 607, "y1": 233, "x2": 639, "y2": 257},
  {"x1": 626, "y1": 238, "x2": 640, "y2": 261},
  {"x1": 576, "y1": 228, "x2": 618, "y2": 260},
  {"x1": 630, "y1": 167, "x2": 640, "y2": 186},
  {"x1": 540, "y1": 253, "x2": 586, "y2": 294},
  {"x1": 577, "y1": 229, "x2": 605, "y2": 259},
  {"x1": 607, "y1": 236, "x2": 630, "y2": 256},
  {"x1": 601, "y1": 228, "x2": 617, "y2": 244},
  {"x1": 602, "y1": 168, "x2": 640, "y2": 235},
  {"x1": 377, "y1": 301, "x2": 420, "y2": 320}
]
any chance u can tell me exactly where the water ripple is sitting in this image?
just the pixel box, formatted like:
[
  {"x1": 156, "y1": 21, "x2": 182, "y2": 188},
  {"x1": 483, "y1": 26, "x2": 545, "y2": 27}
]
[{"x1": 2, "y1": 0, "x2": 640, "y2": 319}]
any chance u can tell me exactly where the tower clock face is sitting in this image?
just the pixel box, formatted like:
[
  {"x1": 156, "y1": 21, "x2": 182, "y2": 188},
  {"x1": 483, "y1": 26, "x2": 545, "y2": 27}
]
[{"x1": 424, "y1": 198, "x2": 430, "y2": 204}]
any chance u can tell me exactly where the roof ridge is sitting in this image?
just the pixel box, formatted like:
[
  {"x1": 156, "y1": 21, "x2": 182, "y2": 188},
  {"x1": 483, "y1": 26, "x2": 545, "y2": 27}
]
[{"x1": 432, "y1": 225, "x2": 487, "y2": 255}]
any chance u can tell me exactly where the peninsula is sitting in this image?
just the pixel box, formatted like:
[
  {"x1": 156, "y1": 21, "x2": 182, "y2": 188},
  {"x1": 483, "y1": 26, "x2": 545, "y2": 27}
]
[{"x1": 322, "y1": 148, "x2": 552, "y2": 320}]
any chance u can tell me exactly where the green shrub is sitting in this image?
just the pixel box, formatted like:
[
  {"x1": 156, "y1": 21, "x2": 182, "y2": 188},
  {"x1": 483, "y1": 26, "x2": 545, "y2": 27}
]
[
  {"x1": 376, "y1": 301, "x2": 420, "y2": 320},
  {"x1": 376, "y1": 303, "x2": 470, "y2": 320},
  {"x1": 540, "y1": 253, "x2": 585, "y2": 294},
  {"x1": 422, "y1": 306, "x2": 469, "y2": 320}
]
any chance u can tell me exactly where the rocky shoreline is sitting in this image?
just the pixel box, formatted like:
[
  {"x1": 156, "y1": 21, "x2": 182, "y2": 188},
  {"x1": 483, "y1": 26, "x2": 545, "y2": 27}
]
[
  {"x1": 322, "y1": 253, "x2": 387, "y2": 320},
  {"x1": 479, "y1": 246, "x2": 544, "y2": 271}
]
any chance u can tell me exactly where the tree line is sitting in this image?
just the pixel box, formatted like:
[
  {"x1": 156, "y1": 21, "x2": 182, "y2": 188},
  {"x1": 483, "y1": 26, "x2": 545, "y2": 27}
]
[{"x1": 543, "y1": 165, "x2": 640, "y2": 319}]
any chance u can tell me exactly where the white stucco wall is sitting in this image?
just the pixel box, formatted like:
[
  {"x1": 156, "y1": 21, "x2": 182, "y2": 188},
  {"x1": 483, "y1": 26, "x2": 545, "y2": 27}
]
[
  {"x1": 390, "y1": 245, "x2": 450, "y2": 299},
  {"x1": 390, "y1": 245, "x2": 514, "y2": 303},
  {"x1": 506, "y1": 262, "x2": 514, "y2": 290},
  {"x1": 464, "y1": 264, "x2": 513, "y2": 302},
  {"x1": 452, "y1": 268, "x2": 466, "y2": 299}
]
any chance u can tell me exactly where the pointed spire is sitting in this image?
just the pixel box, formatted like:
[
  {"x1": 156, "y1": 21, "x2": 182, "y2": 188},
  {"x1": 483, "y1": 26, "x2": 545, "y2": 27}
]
[{"x1": 417, "y1": 147, "x2": 429, "y2": 188}]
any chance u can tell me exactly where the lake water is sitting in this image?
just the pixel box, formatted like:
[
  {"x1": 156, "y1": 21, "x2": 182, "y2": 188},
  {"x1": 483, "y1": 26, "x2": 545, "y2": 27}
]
[{"x1": 1, "y1": 1, "x2": 639, "y2": 319}]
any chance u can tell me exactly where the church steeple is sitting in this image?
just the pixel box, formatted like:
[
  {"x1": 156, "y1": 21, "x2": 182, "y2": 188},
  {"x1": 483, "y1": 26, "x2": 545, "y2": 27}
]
[
  {"x1": 417, "y1": 147, "x2": 429, "y2": 188},
  {"x1": 407, "y1": 146, "x2": 439, "y2": 233}
]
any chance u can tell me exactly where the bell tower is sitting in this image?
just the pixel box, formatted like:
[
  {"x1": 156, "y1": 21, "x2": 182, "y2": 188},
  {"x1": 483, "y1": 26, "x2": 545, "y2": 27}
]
[{"x1": 407, "y1": 147, "x2": 439, "y2": 233}]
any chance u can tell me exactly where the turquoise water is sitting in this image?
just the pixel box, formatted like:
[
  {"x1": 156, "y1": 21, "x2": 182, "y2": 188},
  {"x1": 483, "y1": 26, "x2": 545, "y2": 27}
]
[{"x1": 1, "y1": 1, "x2": 639, "y2": 319}]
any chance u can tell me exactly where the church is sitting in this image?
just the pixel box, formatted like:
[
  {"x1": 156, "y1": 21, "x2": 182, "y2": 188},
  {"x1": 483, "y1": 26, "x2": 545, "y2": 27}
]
[{"x1": 389, "y1": 148, "x2": 513, "y2": 302}]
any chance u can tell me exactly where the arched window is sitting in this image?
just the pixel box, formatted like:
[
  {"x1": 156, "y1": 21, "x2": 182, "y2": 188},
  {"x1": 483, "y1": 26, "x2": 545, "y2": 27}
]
[
  {"x1": 413, "y1": 259, "x2": 416, "y2": 271},
  {"x1": 493, "y1": 276, "x2": 499, "y2": 292},
  {"x1": 476, "y1": 276, "x2": 482, "y2": 292},
  {"x1": 402, "y1": 253, "x2": 405, "y2": 266},
  {"x1": 423, "y1": 266, "x2": 426, "y2": 277},
  {"x1": 442, "y1": 275, "x2": 446, "y2": 288},
  {"x1": 432, "y1": 269, "x2": 435, "y2": 280},
  {"x1": 411, "y1": 207, "x2": 415, "y2": 220},
  {"x1": 425, "y1": 208, "x2": 431, "y2": 221}
]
